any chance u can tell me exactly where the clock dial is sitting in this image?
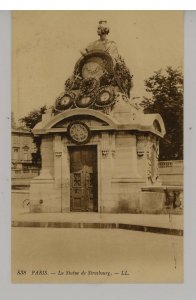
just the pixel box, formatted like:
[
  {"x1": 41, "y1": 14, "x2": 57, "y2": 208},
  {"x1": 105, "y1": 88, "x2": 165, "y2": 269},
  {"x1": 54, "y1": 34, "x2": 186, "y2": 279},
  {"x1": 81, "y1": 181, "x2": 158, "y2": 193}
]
[{"x1": 68, "y1": 122, "x2": 90, "y2": 144}]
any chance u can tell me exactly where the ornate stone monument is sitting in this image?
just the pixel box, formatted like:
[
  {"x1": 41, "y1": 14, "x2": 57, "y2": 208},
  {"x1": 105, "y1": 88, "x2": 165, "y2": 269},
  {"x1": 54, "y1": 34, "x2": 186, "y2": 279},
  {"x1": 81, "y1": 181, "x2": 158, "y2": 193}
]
[{"x1": 29, "y1": 21, "x2": 166, "y2": 213}]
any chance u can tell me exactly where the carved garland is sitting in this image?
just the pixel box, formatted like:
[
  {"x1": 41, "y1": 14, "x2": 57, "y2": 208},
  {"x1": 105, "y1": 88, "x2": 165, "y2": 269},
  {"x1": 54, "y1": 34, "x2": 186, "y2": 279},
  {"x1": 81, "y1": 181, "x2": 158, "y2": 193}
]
[
  {"x1": 114, "y1": 56, "x2": 133, "y2": 97},
  {"x1": 146, "y1": 138, "x2": 159, "y2": 183},
  {"x1": 136, "y1": 135, "x2": 147, "y2": 157}
]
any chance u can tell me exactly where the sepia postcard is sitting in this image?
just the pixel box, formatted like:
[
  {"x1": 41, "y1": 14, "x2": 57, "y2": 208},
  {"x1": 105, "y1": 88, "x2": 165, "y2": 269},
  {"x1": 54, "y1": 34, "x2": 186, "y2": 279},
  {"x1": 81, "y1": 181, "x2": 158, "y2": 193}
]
[{"x1": 11, "y1": 11, "x2": 183, "y2": 283}]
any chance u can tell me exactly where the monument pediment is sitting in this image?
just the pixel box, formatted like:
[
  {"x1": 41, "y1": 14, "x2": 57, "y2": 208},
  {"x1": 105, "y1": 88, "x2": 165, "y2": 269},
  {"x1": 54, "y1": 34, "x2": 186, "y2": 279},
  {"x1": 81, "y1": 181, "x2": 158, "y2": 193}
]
[
  {"x1": 53, "y1": 116, "x2": 109, "y2": 129},
  {"x1": 32, "y1": 107, "x2": 165, "y2": 138},
  {"x1": 33, "y1": 108, "x2": 118, "y2": 134}
]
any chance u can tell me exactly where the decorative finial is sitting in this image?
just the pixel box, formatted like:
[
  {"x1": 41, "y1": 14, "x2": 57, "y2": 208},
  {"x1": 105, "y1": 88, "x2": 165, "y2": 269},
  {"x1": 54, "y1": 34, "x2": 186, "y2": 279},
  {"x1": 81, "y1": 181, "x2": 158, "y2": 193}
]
[{"x1": 97, "y1": 20, "x2": 110, "y2": 40}]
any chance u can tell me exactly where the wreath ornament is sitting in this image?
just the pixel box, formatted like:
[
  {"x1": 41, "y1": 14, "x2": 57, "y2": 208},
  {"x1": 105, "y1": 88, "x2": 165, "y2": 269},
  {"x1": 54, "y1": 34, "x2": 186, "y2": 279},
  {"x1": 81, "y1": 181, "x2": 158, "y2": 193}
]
[
  {"x1": 95, "y1": 85, "x2": 115, "y2": 107},
  {"x1": 75, "y1": 94, "x2": 95, "y2": 108},
  {"x1": 55, "y1": 91, "x2": 75, "y2": 111},
  {"x1": 80, "y1": 77, "x2": 100, "y2": 96},
  {"x1": 114, "y1": 56, "x2": 133, "y2": 97},
  {"x1": 65, "y1": 75, "x2": 82, "y2": 91}
]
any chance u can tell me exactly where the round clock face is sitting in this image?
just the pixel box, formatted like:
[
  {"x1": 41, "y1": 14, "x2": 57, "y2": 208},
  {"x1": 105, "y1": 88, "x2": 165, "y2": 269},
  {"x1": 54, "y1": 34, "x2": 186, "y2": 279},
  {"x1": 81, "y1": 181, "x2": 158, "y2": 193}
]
[
  {"x1": 68, "y1": 122, "x2": 90, "y2": 144},
  {"x1": 82, "y1": 61, "x2": 104, "y2": 79}
]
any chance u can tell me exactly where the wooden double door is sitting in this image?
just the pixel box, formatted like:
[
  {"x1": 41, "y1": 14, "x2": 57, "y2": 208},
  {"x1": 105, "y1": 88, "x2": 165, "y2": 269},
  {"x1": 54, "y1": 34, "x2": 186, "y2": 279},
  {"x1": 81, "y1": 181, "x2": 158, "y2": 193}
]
[{"x1": 69, "y1": 146, "x2": 98, "y2": 212}]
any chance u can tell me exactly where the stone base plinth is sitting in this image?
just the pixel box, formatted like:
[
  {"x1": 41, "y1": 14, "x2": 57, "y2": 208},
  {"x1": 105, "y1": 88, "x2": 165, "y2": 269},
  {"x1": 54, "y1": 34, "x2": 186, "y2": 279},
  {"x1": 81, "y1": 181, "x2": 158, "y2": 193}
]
[
  {"x1": 105, "y1": 179, "x2": 145, "y2": 213},
  {"x1": 140, "y1": 186, "x2": 183, "y2": 214},
  {"x1": 140, "y1": 192, "x2": 165, "y2": 213}
]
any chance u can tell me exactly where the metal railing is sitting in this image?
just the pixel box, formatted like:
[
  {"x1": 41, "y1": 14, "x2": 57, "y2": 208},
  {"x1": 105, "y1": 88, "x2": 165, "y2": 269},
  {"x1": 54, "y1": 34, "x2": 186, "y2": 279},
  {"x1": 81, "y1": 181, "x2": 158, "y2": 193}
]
[{"x1": 12, "y1": 169, "x2": 39, "y2": 178}]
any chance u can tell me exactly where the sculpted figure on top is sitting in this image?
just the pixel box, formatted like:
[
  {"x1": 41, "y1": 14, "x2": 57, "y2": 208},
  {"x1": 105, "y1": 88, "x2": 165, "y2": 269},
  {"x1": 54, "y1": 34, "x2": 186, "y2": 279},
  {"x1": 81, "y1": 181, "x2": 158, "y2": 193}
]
[{"x1": 80, "y1": 20, "x2": 119, "y2": 58}]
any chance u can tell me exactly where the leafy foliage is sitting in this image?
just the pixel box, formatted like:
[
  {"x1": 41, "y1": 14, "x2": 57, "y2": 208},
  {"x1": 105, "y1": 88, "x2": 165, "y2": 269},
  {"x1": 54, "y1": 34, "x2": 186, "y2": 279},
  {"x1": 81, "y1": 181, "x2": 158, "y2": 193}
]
[
  {"x1": 115, "y1": 56, "x2": 133, "y2": 97},
  {"x1": 31, "y1": 136, "x2": 42, "y2": 165},
  {"x1": 19, "y1": 105, "x2": 47, "y2": 129},
  {"x1": 141, "y1": 67, "x2": 183, "y2": 160},
  {"x1": 19, "y1": 105, "x2": 47, "y2": 165}
]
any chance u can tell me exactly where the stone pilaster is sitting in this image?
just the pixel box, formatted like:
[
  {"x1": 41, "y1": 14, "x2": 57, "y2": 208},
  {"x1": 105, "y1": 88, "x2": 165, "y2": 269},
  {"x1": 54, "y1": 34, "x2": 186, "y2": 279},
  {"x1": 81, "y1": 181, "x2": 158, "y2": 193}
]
[
  {"x1": 100, "y1": 132, "x2": 112, "y2": 211},
  {"x1": 54, "y1": 135, "x2": 62, "y2": 188},
  {"x1": 61, "y1": 137, "x2": 71, "y2": 212},
  {"x1": 41, "y1": 135, "x2": 54, "y2": 177},
  {"x1": 114, "y1": 133, "x2": 140, "y2": 179}
]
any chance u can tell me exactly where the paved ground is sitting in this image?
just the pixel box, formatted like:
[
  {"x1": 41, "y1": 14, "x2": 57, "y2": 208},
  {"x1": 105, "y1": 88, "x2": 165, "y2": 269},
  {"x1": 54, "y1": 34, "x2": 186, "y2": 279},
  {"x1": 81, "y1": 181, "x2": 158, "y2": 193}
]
[
  {"x1": 12, "y1": 227, "x2": 183, "y2": 283},
  {"x1": 12, "y1": 192, "x2": 183, "y2": 231},
  {"x1": 12, "y1": 211, "x2": 183, "y2": 231},
  {"x1": 12, "y1": 192, "x2": 183, "y2": 283}
]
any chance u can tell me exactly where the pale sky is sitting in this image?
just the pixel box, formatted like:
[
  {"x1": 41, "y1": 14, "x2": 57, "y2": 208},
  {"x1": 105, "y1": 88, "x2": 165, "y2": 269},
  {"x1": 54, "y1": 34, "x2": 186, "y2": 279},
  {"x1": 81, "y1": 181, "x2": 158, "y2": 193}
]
[{"x1": 12, "y1": 11, "x2": 183, "y2": 122}]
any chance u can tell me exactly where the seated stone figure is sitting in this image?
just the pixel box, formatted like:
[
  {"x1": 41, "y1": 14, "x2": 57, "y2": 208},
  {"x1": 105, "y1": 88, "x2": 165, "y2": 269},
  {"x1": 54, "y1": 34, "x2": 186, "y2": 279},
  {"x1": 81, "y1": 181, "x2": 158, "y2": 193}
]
[{"x1": 80, "y1": 20, "x2": 119, "y2": 59}]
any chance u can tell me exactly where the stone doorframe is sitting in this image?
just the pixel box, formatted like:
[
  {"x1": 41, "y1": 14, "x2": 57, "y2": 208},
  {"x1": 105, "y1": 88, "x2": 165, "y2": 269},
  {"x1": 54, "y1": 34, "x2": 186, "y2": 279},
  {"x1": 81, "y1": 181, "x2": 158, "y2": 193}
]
[
  {"x1": 58, "y1": 137, "x2": 102, "y2": 213},
  {"x1": 53, "y1": 131, "x2": 115, "y2": 213}
]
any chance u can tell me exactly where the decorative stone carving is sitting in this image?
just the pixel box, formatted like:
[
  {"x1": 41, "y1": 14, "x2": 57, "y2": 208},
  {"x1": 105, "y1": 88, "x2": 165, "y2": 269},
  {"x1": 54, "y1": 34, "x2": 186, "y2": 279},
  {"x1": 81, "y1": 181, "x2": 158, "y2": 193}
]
[
  {"x1": 154, "y1": 139, "x2": 160, "y2": 180},
  {"x1": 54, "y1": 135, "x2": 62, "y2": 159},
  {"x1": 165, "y1": 190, "x2": 183, "y2": 209},
  {"x1": 145, "y1": 136, "x2": 159, "y2": 183},
  {"x1": 137, "y1": 134, "x2": 160, "y2": 182},
  {"x1": 136, "y1": 135, "x2": 147, "y2": 157},
  {"x1": 55, "y1": 152, "x2": 62, "y2": 158},
  {"x1": 146, "y1": 145, "x2": 152, "y2": 179},
  {"x1": 102, "y1": 150, "x2": 109, "y2": 158},
  {"x1": 67, "y1": 121, "x2": 91, "y2": 145},
  {"x1": 111, "y1": 133, "x2": 116, "y2": 158},
  {"x1": 101, "y1": 132, "x2": 110, "y2": 158}
]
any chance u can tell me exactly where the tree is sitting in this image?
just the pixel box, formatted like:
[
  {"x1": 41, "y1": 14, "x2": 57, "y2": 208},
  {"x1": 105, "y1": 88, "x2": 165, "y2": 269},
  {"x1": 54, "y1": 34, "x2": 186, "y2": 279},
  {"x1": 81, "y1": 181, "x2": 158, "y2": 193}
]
[
  {"x1": 141, "y1": 67, "x2": 183, "y2": 160},
  {"x1": 19, "y1": 105, "x2": 47, "y2": 129},
  {"x1": 19, "y1": 105, "x2": 47, "y2": 165}
]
